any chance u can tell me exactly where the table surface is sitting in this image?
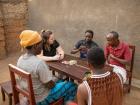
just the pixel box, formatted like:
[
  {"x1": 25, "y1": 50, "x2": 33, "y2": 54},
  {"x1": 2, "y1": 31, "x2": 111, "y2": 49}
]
[
  {"x1": 46, "y1": 54, "x2": 90, "y2": 82},
  {"x1": 46, "y1": 54, "x2": 112, "y2": 82}
]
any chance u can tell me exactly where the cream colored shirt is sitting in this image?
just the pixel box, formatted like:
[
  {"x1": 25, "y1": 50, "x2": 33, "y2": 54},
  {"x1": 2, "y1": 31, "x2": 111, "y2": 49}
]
[{"x1": 17, "y1": 54, "x2": 53, "y2": 102}]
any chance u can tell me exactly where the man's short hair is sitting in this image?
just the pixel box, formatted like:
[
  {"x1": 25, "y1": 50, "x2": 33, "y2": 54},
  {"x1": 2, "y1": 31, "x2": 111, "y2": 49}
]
[
  {"x1": 26, "y1": 45, "x2": 33, "y2": 50},
  {"x1": 87, "y1": 47, "x2": 106, "y2": 68},
  {"x1": 85, "y1": 30, "x2": 94, "y2": 37},
  {"x1": 110, "y1": 31, "x2": 119, "y2": 39}
]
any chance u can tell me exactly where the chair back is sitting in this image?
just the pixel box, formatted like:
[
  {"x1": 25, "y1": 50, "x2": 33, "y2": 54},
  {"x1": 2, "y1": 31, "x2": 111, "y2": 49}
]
[
  {"x1": 9, "y1": 64, "x2": 36, "y2": 105},
  {"x1": 129, "y1": 45, "x2": 135, "y2": 73},
  {"x1": 124, "y1": 45, "x2": 135, "y2": 93}
]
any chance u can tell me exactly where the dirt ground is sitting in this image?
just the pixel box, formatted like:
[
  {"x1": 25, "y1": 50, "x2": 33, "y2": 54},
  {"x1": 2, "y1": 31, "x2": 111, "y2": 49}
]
[{"x1": 0, "y1": 52, "x2": 140, "y2": 105}]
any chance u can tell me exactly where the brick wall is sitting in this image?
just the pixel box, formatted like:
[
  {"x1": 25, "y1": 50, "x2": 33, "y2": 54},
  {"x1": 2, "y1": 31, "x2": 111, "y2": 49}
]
[
  {"x1": 0, "y1": 7, "x2": 6, "y2": 58},
  {"x1": 0, "y1": 0, "x2": 28, "y2": 58}
]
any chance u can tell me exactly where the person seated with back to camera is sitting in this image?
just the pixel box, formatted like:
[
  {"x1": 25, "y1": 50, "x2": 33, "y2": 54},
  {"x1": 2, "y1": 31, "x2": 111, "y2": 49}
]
[
  {"x1": 17, "y1": 30, "x2": 77, "y2": 105},
  {"x1": 67, "y1": 47, "x2": 126, "y2": 105}
]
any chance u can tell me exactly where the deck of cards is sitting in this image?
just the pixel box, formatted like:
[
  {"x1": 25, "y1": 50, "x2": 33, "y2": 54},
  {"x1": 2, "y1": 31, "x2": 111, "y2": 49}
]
[{"x1": 62, "y1": 60, "x2": 77, "y2": 65}]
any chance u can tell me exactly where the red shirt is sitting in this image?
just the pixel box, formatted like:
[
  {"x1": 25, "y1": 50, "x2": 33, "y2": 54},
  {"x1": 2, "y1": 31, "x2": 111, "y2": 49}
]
[{"x1": 105, "y1": 42, "x2": 132, "y2": 69}]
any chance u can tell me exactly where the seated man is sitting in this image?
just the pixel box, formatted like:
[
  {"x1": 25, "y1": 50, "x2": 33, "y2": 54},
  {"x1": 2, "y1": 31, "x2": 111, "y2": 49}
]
[
  {"x1": 17, "y1": 30, "x2": 77, "y2": 105},
  {"x1": 104, "y1": 31, "x2": 132, "y2": 69},
  {"x1": 71, "y1": 30, "x2": 98, "y2": 59},
  {"x1": 77, "y1": 47, "x2": 126, "y2": 105}
]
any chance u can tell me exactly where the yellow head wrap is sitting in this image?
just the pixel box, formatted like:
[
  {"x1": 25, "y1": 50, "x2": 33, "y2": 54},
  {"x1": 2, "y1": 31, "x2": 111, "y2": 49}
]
[{"x1": 19, "y1": 30, "x2": 42, "y2": 47}]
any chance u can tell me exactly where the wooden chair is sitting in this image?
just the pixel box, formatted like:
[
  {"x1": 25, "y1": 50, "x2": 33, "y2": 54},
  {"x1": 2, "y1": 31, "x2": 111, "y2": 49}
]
[
  {"x1": 50, "y1": 97, "x2": 63, "y2": 105},
  {"x1": 9, "y1": 64, "x2": 63, "y2": 105},
  {"x1": 124, "y1": 45, "x2": 135, "y2": 93},
  {"x1": 9, "y1": 64, "x2": 36, "y2": 105},
  {"x1": 0, "y1": 80, "x2": 13, "y2": 105}
]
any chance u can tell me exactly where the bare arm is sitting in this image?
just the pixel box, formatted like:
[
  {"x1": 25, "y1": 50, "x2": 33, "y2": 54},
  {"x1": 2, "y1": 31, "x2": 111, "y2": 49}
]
[
  {"x1": 71, "y1": 40, "x2": 84, "y2": 54},
  {"x1": 77, "y1": 83, "x2": 88, "y2": 105},
  {"x1": 110, "y1": 54, "x2": 130, "y2": 65},
  {"x1": 56, "y1": 46, "x2": 64, "y2": 60},
  {"x1": 37, "y1": 46, "x2": 64, "y2": 61},
  {"x1": 110, "y1": 45, "x2": 132, "y2": 66},
  {"x1": 71, "y1": 45, "x2": 87, "y2": 54},
  {"x1": 37, "y1": 51, "x2": 60, "y2": 61},
  {"x1": 71, "y1": 47, "x2": 80, "y2": 54},
  {"x1": 104, "y1": 46, "x2": 110, "y2": 64},
  {"x1": 105, "y1": 55, "x2": 110, "y2": 64}
]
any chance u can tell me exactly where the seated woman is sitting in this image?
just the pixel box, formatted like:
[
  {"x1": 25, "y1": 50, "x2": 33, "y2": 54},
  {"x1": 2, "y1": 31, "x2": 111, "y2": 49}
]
[
  {"x1": 38, "y1": 30, "x2": 64, "y2": 61},
  {"x1": 17, "y1": 30, "x2": 77, "y2": 105}
]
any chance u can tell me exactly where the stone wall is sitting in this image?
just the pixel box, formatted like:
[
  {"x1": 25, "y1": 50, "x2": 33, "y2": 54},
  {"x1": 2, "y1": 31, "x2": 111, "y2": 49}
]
[
  {"x1": 0, "y1": 0, "x2": 28, "y2": 58},
  {"x1": 28, "y1": 0, "x2": 140, "y2": 79}
]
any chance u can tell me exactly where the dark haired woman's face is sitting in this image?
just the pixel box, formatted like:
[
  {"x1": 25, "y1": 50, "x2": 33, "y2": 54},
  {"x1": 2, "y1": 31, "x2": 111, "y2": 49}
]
[
  {"x1": 85, "y1": 32, "x2": 93, "y2": 42},
  {"x1": 47, "y1": 34, "x2": 55, "y2": 45}
]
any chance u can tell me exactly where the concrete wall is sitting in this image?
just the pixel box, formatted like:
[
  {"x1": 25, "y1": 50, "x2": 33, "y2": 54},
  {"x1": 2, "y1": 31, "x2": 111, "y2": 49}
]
[
  {"x1": 0, "y1": 0, "x2": 28, "y2": 58},
  {"x1": 28, "y1": 0, "x2": 140, "y2": 79}
]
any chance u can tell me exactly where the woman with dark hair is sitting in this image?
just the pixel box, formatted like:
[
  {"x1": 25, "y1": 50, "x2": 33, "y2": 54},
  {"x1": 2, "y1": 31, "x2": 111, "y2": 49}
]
[{"x1": 38, "y1": 30, "x2": 64, "y2": 61}]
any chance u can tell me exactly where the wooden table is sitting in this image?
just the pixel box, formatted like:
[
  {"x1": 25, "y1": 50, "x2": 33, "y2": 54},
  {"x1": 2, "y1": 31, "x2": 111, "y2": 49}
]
[{"x1": 46, "y1": 54, "x2": 90, "y2": 82}]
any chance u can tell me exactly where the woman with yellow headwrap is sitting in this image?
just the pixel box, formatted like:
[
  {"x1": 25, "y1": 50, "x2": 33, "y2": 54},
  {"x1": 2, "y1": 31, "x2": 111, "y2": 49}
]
[{"x1": 17, "y1": 30, "x2": 77, "y2": 105}]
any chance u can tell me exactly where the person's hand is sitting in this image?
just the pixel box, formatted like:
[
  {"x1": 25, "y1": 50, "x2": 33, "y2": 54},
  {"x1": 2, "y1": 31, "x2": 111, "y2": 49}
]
[
  {"x1": 79, "y1": 45, "x2": 87, "y2": 51},
  {"x1": 58, "y1": 54, "x2": 62, "y2": 61},
  {"x1": 46, "y1": 80, "x2": 55, "y2": 89},
  {"x1": 53, "y1": 54, "x2": 61, "y2": 61},
  {"x1": 109, "y1": 54, "x2": 116, "y2": 60}
]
